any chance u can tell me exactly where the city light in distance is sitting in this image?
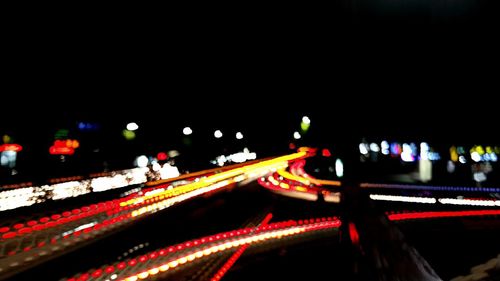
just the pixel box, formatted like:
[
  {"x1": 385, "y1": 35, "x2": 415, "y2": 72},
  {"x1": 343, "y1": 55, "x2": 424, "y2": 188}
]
[
  {"x1": 214, "y1": 130, "x2": 223, "y2": 139},
  {"x1": 126, "y1": 122, "x2": 139, "y2": 131},
  {"x1": 335, "y1": 159, "x2": 343, "y2": 178},
  {"x1": 302, "y1": 116, "x2": 311, "y2": 124},
  {"x1": 183, "y1": 127, "x2": 192, "y2": 136},
  {"x1": 236, "y1": 132, "x2": 243, "y2": 140},
  {"x1": 136, "y1": 155, "x2": 149, "y2": 168},
  {"x1": 293, "y1": 132, "x2": 301, "y2": 140}
]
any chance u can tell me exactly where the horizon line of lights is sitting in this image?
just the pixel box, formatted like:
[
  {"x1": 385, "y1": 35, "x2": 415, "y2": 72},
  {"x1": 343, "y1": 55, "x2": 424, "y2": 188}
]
[
  {"x1": 387, "y1": 210, "x2": 500, "y2": 221},
  {"x1": 64, "y1": 217, "x2": 341, "y2": 281},
  {"x1": 119, "y1": 152, "x2": 307, "y2": 208},
  {"x1": 369, "y1": 194, "x2": 500, "y2": 206},
  {"x1": 0, "y1": 165, "x2": 180, "y2": 212},
  {"x1": 0, "y1": 153, "x2": 308, "y2": 269},
  {"x1": 369, "y1": 194, "x2": 437, "y2": 204},
  {"x1": 360, "y1": 183, "x2": 500, "y2": 193},
  {"x1": 1, "y1": 154, "x2": 305, "y2": 240}
]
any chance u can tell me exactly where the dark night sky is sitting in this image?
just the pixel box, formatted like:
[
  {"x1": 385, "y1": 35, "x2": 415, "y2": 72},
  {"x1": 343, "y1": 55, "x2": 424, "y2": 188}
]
[{"x1": 2, "y1": 1, "x2": 499, "y2": 164}]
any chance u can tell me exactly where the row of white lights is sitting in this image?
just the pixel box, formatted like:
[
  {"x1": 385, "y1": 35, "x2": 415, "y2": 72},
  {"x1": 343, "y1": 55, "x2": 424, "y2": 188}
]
[
  {"x1": 129, "y1": 116, "x2": 311, "y2": 141},
  {"x1": 369, "y1": 194, "x2": 500, "y2": 206},
  {"x1": 182, "y1": 127, "x2": 244, "y2": 140}
]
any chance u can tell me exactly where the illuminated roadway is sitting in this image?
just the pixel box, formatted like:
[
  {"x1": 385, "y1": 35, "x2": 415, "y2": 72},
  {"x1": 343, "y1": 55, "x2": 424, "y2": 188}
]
[{"x1": 1, "y1": 151, "x2": 500, "y2": 280}]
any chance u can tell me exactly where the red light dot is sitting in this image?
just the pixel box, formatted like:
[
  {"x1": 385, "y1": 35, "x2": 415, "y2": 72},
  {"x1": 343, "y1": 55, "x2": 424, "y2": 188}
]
[
  {"x1": 18, "y1": 227, "x2": 32, "y2": 234},
  {"x1": 2, "y1": 232, "x2": 16, "y2": 239},
  {"x1": 0, "y1": 227, "x2": 9, "y2": 233},
  {"x1": 51, "y1": 214, "x2": 61, "y2": 220},
  {"x1": 91, "y1": 269, "x2": 102, "y2": 277},
  {"x1": 117, "y1": 262, "x2": 126, "y2": 269},
  {"x1": 77, "y1": 273, "x2": 89, "y2": 281},
  {"x1": 13, "y1": 223, "x2": 24, "y2": 229},
  {"x1": 27, "y1": 221, "x2": 38, "y2": 226},
  {"x1": 105, "y1": 266, "x2": 115, "y2": 273}
]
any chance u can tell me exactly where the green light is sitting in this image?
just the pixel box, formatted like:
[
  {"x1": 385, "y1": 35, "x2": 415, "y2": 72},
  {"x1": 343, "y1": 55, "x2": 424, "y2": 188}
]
[
  {"x1": 122, "y1": 130, "x2": 136, "y2": 140},
  {"x1": 55, "y1": 129, "x2": 69, "y2": 140},
  {"x1": 300, "y1": 122, "x2": 310, "y2": 133}
]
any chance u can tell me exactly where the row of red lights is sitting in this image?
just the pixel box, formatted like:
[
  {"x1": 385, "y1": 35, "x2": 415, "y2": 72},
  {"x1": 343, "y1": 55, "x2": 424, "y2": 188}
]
[
  {"x1": 387, "y1": 210, "x2": 500, "y2": 221},
  {"x1": 65, "y1": 216, "x2": 341, "y2": 281},
  {"x1": 1, "y1": 175, "x2": 236, "y2": 259},
  {"x1": 0, "y1": 182, "x2": 179, "y2": 239},
  {"x1": 211, "y1": 213, "x2": 273, "y2": 281}
]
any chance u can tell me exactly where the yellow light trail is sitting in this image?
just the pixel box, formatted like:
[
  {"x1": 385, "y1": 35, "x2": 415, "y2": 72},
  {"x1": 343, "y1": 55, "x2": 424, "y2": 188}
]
[{"x1": 120, "y1": 152, "x2": 307, "y2": 207}]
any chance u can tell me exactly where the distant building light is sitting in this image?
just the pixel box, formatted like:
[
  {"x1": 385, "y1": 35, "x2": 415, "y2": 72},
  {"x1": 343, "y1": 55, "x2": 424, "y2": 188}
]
[
  {"x1": 381, "y1": 141, "x2": 390, "y2": 155},
  {"x1": 168, "y1": 150, "x2": 180, "y2": 158},
  {"x1": 152, "y1": 162, "x2": 161, "y2": 172},
  {"x1": 335, "y1": 159, "x2": 344, "y2": 178},
  {"x1": 359, "y1": 143, "x2": 369, "y2": 155},
  {"x1": 236, "y1": 132, "x2": 244, "y2": 140},
  {"x1": 473, "y1": 172, "x2": 487, "y2": 182},
  {"x1": 459, "y1": 155, "x2": 467, "y2": 164},
  {"x1": 471, "y1": 151, "x2": 481, "y2": 162},
  {"x1": 428, "y1": 152, "x2": 441, "y2": 161},
  {"x1": 390, "y1": 143, "x2": 402, "y2": 156},
  {"x1": 183, "y1": 127, "x2": 193, "y2": 136},
  {"x1": 126, "y1": 122, "x2": 139, "y2": 131},
  {"x1": 490, "y1": 153, "x2": 498, "y2": 162},
  {"x1": 122, "y1": 130, "x2": 136, "y2": 140},
  {"x1": 401, "y1": 143, "x2": 415, "y2": 162},
  {"x1": 49, "y1": 146, "x2": 75, "y2": 155},
  {"x1": 0, "y1": 144, "x2": 23, "y2": 152},
  {"x1": 214, "y1": 130, "x2": 223, "y2": 139},
  {"x1": 293, "y1": 132, "x2": 301, "y2": 140},
  {"x1": 369, "y1": 143, "x2": 380, "y2": 153},
  {"x1": 157, "y1": 152, "x2": 168, "y2": 161},
  {"x1": 136, "y1": 155, "x2": 149, "y2": 168},
  {"x1": 447, "y1": 160, "x2": 455, "y2": 173},
  {"x1": 322, "y1": 148, "x2": 332, "y2": 157},
  {"x1": 302, "y1": 116, "x2": 311, "y2": 125}
]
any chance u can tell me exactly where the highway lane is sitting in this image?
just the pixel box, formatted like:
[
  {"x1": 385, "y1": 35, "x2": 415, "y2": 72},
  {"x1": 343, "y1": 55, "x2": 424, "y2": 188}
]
[
  {"x1": 357, "y1": 185, "x2": 500, "y2": 280},
  {"x1": 12, "y1": 180, "x2": 342, "y2": 280}
]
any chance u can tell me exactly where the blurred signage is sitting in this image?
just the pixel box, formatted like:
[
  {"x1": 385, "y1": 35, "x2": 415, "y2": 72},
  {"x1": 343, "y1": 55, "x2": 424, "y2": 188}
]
[{"x1": 0, "y1": 144, "x2": 22, "y2": 152}]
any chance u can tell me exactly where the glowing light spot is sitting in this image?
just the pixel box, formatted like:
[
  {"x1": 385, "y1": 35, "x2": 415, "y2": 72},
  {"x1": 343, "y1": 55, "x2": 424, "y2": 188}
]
[
  {"x1": 126, "y1": 123, "x2": 139, "y2": 131},
  {"x1": 183, "y1": 127, "x2": 192, "y2": 135},
  {"x1": 335, "y1": 159, "x2": 344, "y2": 178},
  {"x1": 459, "y1": 155, "x2": 466, "y2": 164},
  {"x1": 214, "y1": 130, "x2": 223, "y2": 138},
  {"x1": 471, "y1": 151, "x2": 481, "y2": 162}
]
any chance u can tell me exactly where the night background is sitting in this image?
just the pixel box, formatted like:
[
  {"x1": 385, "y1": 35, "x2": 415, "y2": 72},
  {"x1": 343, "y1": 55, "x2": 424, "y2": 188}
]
[{"x1": 1, "y1": 2, "x2": 500, "y2": 281}]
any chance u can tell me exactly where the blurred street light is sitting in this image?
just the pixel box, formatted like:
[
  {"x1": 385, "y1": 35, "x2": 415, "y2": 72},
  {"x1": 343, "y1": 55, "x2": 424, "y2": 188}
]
[
  {"x1": 293, "y1": 131, "x2": 301, "y2": 140},
  {"x1": 126, "y1": 122, "x2": 139, "y2": 131},
  {"x1": 300, "y1": 116, "x2": 311, "y2": 132},
  {"x1": 236, "y1": 132, "x2": 243, "y2": 140},
  {"x1": 183, "y1": 127, "x2": 193, "y2": 135},
  {"x1": 214, "y1": 130, "x2": 223, "y2": 139}
]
